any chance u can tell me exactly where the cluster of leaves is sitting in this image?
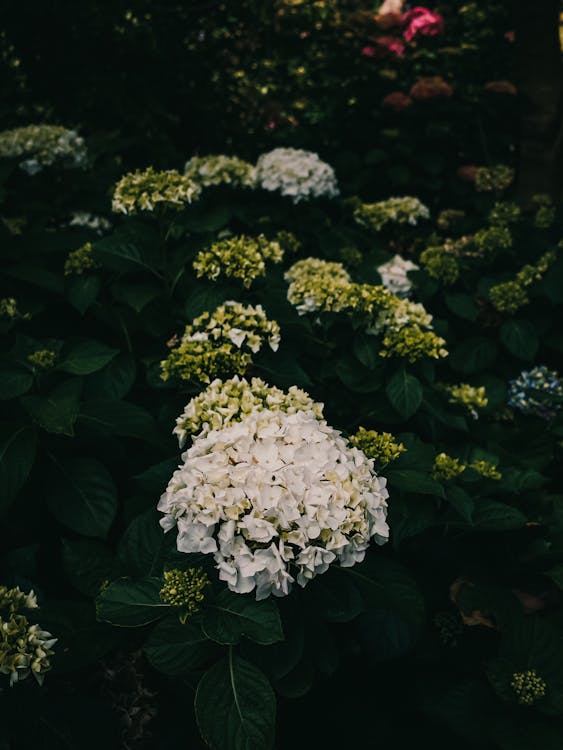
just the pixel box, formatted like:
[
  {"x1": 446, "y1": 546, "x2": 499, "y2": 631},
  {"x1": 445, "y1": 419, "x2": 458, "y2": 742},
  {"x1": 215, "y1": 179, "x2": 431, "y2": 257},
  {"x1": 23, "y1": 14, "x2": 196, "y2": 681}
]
[{"x1": 2, "y1": 131, "x2": 563, "y2": 749}]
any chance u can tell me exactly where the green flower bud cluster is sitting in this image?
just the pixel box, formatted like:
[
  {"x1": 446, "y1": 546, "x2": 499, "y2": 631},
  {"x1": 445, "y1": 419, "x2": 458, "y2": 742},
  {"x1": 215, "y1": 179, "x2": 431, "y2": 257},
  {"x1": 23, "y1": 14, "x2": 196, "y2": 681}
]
[
  {"x1": 432, "y1": 453, "x2": 466, "y2": 480},
  {"x1": 489, "y1": 250, "x2": 556, "y2": 313},
  {"x1": 112, "y1": 167, "x2": 201, "y2": 214},
  {"x1": 511, "y1": 669, "x2": 547, "y2": 706},
  {"x1": 420, "y1": 245, "x2": 460, "y2": 285},
  {"x1": 194, "y1": 234, "x2": 284, "y2": 288},
  {"x1": 0, "y1": 297, "x2": 30, "y2": 321},
  {"x1": 339, "y1": 246, "x2": 363, "y2": 267},
  {"x1": 160, "y1": 568, "x2": 209, "y2": 616},
  {"x1": 161, "y1": 301, "x2": 280, "y2": 385},
  {"x1": 354, "y1": 196, "x2": 430, "y2": 232},
  {"x1": 285, "y1": 258, "x2": 447, "y2": 363},
  {"x1": 433, "y1": 452, "x2": 501, "y2": 481},
  {"x1": 474, "y1": 225, "x2": 512, "y2": 253},
  {"x1": 436, "y1": 209, "x2": 466, "y2": 232},
  {"x1": 475, "y1": 165, "x2": 514, "y2": 192},
  {"x1": 184, "y1": 154, "x2": 256, "y2": 188},
  {"x1": 274, "y1": 230, "x2": 301, "y2": 255},
  {"x1": 489, "y1": 202, "x2": 521, "y2": 227},
  {"x1": 64, "y1": 241, "x2": 98, "y2": 276},
  {"x1": 27, "y1": 349, "x2": 57, "y2": 370},
  {"x1": 160, "y1": 339, "x2": 251, "y2": 385},
  {"x1": 349, "y1": 427, "x2": 406, "y2": 465},
  {"x1": 470, "y1": 460, "x2": 502, "y2": 479},
  {"x1": 0, "y1": 124, "x2": 86, "y2": 173},
  {"x1": 0, "y1": 585, "x2": 56, "y2": 687},
  {"x1": 532, "y1": 194, "x2": 556, "y2": 229},
  {"x1": 443, "y1": 383, "x2": 488, "y2": 418},
  {"x1": 174, "y1": 375, "x2": 324, "y2": 446}
]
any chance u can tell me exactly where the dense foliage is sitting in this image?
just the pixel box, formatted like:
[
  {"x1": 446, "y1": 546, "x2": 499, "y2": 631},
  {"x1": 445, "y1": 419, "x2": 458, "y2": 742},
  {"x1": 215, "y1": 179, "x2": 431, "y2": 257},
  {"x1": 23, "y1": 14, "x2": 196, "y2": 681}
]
[{"x1": 2, "y1": 2, "x2": 563, "y2": 750}]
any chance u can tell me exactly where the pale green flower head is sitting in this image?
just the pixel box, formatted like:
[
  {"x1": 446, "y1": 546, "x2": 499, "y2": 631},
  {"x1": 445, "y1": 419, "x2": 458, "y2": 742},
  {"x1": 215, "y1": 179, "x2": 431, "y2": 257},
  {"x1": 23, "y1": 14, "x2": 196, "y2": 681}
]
[
  {"x1": 112, "y1": 167, "x2": 201, "y2": 214},
  {"x1": 193, "y1": 235, "x2": 283, "y2": 288},
  {"x1": 184, "y1": 154, "x2": 256, "y2": 188},
  {"x1": 0, "y1": 124, "x2": 86, "y2": 174}
]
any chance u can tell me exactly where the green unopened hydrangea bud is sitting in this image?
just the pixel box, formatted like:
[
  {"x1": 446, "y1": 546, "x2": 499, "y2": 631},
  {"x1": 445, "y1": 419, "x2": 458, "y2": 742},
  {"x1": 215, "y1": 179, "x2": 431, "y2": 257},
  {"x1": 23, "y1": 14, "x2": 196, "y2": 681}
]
[
  {"x1": 489, "y1": 202, "x2": 521, "y2": 227},
  {"x1": 0, "y1": 586, "x2": 38, "y2": 614},
  {"x1": 380, "y1": 326, "x2": 448, "y2": 363},
  {"x1": 193, "y1": 234, "x2": 283, "y2": 288},
  {"x1": 469, "y1": 460, "x2": 501, "y2": 479},
  {"x1": 0, "y1": 298, "x2": 19, "y2": 319},
  {"x1": 420, "y1": 246, "x2": 460, "y2": 285},
  {"x1": 184, "y1": 154, "x2": 256, "y2": 188},
  {"x1": 160, "y1": 339, "x2": 251, "y2": 385},
  {"x1": 354, "y1": 196, "x2": 430, "y2": 231},
  {"x1": 511, "y1": 669, "x2": 547, "y2": 706},
  {"x1": 489, "y1": 280, "x2": 529, "y2": 313},
  {"x1": 339, "y1": 246, "x2": 363, "y2": 267},
  {"x1": 349, "y1": 427, "x2": 406, "y2": 465},
  {"x1": 64, "y1": 242, "x2": 98, "y2": 276},
  {"x1": 274, "y1": 230, "x2": 301, "y2": 255},
  {"x1": 489, "y1": 250, "x2": 556, "y2": 313},
  {"x1": 112, "y1": 167, "x2": 201, "y2": 214},
  {"x1": 444, "y1": 383, "x2": 488, "y2": 418},
  {"x1": 160, "y1": 568, "x2": 209, "y2": 615},
  {"x1": 27, "y1": 349, "x2": 56, "y2": 370},
  {"x1": 532, "y1": 194, "x2": 556, "y2": 229},
  {"x1": 475, "y1": 165, "x2": 514, "y2": 192},
  {"x1": 474, "y1": 225, "x2": 512, "y2": 252},
  {"x1": 433, "y1": 452, "x2": 466, "y2": 480}
]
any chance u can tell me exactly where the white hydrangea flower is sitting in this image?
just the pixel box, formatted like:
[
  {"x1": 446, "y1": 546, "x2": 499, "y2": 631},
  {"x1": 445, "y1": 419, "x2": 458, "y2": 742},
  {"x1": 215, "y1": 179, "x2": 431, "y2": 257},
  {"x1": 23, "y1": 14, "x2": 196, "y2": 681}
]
[
  {"x1": 68, "y1": 211, "x2": 112, "y2": 233},
  {"x1": 173, "y1": 375, "x2": 324, "y2": 445},
  {"x1": 377, "y1": 254, "x2": 419, "y2": 296},
  {"x1": 159, "y1": 409, "x2": 389, "y2": 600},
  {"x1": 0, "y1": 125, "x2": 87, "y2": 174},
  {"x1": 255, "y1": 147, "x2": 339, "y2": 203}
]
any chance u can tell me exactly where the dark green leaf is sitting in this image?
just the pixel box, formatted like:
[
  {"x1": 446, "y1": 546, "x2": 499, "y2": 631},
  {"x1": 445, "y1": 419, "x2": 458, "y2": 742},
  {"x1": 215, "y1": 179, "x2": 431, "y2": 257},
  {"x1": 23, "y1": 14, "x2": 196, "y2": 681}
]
[
  {"x1": 67, "y1": 275, "x2": 101, "y2": 315},
  {"x1": 202, "y1": 589, "x2": 283, "y2": 645},
  {"x1": 96, "y1": 578, "x2": 170, "y2": 626},
  {"x1": 195, "y1": 653, "x2": 276, "y2": 750},
  {"x1": 62, "y1": 539, "x2": 115, "y2": 596},
  {"x1": 144, "y1": 616, "x2": 214, "y2": 674},
  {"x1": 450, "y1": 337, "x2": 497, "y2": 374},
  {"x1": 473, "y1": 500, "x2": 527, "y2": 530},
  {"x1": 48, "y1": 457, "x2": 117, "y2": 538},
  {"x1": 60, "y1": 340, "x2": 119, "y2": 375},
  {"x1": 386, "y1": 368, "x2": 423, "y2": 419},
  {"x1": 118, "y1": 510, "x2": 167, "y2": 577},
  {"x1": 22, "y1": 379, "x2": 82, "y2": 436},
  {"x1": 78, "y1": 399, "x2": 159, "y2": 442},
  {"x1": 500, "y1": 319, "x2": 539, "y2": 361},
  {"x1": 0, "y1": 364, "x2": 33, "y2": 400},
  {"x1": 0, "y1": 424, "x2": 36, "y2": 515}
]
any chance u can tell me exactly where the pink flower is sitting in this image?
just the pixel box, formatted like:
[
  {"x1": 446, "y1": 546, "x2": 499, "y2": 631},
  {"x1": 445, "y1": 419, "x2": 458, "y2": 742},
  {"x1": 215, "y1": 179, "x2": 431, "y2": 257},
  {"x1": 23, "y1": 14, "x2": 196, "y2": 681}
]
[
  {"x1": 483, "y1": 80, "x2": 517, "y2": 96},
  {"x1": 457, "y1": 165, "x2": 479, "y2": 183},
  {"x1": 361, "y1": 45, "x2": 376, "y2": 57},
  {"x1": 376, "y1": 35, "x2": 405, "y2": 57},
  {"x1": 402, "y1": 6, "x2": 445, "y2": 42},
  {"x1": 382, "y1": 91, "x2": 413, "y2": 112},
  {"x1": 504, "y1": 30, "x2": 515, "y2": 43},
  {"x1": 410, "y1": 76, "x2": 452, "y2": 100}
]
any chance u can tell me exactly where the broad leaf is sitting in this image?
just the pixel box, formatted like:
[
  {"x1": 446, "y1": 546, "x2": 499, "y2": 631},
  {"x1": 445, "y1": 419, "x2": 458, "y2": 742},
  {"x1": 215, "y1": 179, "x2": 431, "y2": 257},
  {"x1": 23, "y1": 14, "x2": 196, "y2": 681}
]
[
  {"x1": 96, "y1": 577, "x2": 170, "y2": 626},
  {"x1": 202, "y1": 589, "x2": 283, "y2": 645}
]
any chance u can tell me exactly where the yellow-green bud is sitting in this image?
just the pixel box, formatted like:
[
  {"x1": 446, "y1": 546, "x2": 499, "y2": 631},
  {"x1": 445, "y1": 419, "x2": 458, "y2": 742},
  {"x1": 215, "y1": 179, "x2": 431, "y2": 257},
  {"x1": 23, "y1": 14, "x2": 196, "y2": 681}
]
[
  {"x1": 349, "y1": 427, "x2": 406, "y2": 465},
  {"x1": 160, "y1": 568, "x2": 210, "y2": 616},
  {"x1": 511, "y1": 669, "x2": 547, "y2": 706}
]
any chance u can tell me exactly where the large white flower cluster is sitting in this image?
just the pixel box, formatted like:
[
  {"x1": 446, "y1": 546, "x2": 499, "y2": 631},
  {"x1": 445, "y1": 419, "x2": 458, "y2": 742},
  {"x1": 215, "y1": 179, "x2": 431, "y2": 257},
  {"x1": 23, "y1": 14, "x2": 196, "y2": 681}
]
[
  {"x1": 0, "y1": 125, "x2": 87, "y2": 175},
  {"x1": 184, "y1": 154, "x2": 256, "y2": 188},
  {"x1": 377, "y1": 254, "x2": 419, "y2": 297},
  {"x1": 254, "y1": 147, "x2": 339, "y2": 203},
  {"x1": 159, "y1": 398, "x2": 389, "y2": 600}
]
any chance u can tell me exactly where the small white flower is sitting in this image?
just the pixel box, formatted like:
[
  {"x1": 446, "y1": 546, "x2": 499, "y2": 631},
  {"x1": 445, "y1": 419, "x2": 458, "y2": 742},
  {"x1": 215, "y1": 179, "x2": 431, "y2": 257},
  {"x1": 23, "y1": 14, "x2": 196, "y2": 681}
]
[
  {"x1": 377, "y1": 254, "x2": 419, "y2": 297},
  {"x1": 255, "y1": 147, "x2": 339, "y2": 203}
]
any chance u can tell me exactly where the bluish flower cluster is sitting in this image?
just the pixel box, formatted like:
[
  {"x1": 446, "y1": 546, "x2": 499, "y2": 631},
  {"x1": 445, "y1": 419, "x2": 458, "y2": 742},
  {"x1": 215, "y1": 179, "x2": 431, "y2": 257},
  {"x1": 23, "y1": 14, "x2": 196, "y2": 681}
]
[{"x1": 508, "y1": 366, "x2": 563, "y2": 419}]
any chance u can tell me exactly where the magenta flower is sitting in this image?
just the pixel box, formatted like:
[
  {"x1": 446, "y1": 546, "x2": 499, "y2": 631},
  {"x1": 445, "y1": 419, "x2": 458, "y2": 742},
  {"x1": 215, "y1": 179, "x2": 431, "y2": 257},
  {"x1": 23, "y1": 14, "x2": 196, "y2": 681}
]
[{"x1": 402, "y1": 6, "x2": 445, "y2": 42}]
